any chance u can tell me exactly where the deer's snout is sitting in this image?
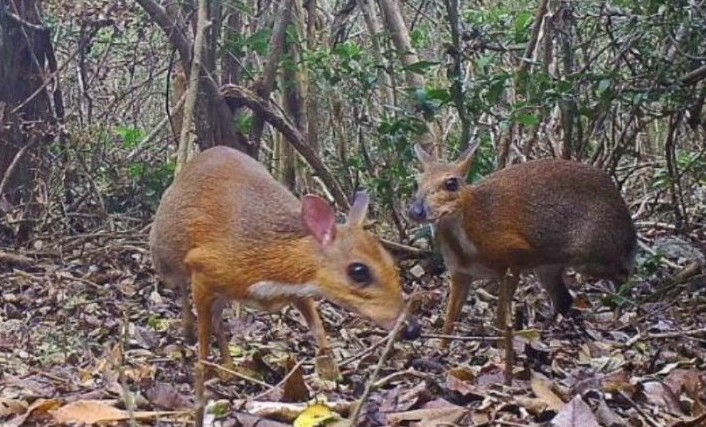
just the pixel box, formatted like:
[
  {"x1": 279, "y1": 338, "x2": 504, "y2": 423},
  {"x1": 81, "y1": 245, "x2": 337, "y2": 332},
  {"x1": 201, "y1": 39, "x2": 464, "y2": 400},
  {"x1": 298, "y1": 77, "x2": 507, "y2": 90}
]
[{"x1": 408, "y1": 200, "x2": 428, "y2": 222}]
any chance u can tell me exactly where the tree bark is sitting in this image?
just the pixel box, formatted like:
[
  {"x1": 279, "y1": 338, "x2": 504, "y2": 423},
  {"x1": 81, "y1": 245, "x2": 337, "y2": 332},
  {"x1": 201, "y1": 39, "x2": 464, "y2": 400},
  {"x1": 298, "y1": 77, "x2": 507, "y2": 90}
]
[
  {"x1": 248, "y1": 0, "x2": 295, "y2": 157},
  {"x1": 0, "y1": 0, "x2": 60, "y2": 243},
  {"x1": 176, "y1": 0, "x2": 211, "y2": 174},
  {"x1": 377, "y1": 0, "x2": 424, "y2": 89},
  {"x1": 136, "y1": 0, "x2": 252, "y2": 156}
]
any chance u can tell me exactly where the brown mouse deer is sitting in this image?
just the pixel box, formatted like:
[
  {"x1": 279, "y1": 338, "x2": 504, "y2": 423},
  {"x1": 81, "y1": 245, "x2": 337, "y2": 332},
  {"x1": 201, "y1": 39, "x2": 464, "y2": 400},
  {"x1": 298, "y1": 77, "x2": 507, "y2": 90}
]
[
  {"x1": 409, "y1": 142, "x2": 637, "y2": 349},
  {"x1": 150, "y1": 146, "x2": 407, "y2": 378}
]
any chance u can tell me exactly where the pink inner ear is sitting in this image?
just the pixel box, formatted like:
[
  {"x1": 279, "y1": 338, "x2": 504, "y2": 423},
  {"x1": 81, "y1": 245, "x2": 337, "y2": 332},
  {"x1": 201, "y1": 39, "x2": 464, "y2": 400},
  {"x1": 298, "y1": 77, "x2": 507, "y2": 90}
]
[{"x1": 301, "y1": 195, "x2": 337, "y2": 247}]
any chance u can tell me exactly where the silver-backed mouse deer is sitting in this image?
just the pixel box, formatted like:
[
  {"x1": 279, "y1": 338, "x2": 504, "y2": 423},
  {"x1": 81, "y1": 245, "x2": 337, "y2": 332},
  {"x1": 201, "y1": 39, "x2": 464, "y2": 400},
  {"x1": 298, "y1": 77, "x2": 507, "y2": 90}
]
[
  {"x1": 150, "y1": 146, "x2": 407, "y2": 378},
  {"x1": 409, "y1": 142, "x2": 637, "y2": 349}
]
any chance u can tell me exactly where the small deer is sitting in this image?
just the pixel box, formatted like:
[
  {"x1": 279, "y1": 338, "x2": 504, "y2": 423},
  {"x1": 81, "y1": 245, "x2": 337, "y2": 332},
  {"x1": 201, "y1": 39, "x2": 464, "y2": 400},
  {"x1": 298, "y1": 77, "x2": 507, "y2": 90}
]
[
  {"x1": 409, "y1": 142, "x2": 637, "y2": 349},
  {"x1": 150, "y1": 146, "x2": 408, "y2": 378}
]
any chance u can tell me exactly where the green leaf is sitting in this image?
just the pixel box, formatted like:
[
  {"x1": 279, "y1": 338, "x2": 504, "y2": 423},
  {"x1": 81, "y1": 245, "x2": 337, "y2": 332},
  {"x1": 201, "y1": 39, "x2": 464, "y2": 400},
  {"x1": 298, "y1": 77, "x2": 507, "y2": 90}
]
[
  {"x1": 426, "y1": 88, "x2": 452, "y2": 103},
  {"x1": 596, "y1": 78, "x2": 612, "y2": 94},
  {"x1": 404, "y1": 60, "x2": 440, "y2": 75},
  {"x1": 115, "y1": 127, "x2": 144, "y2": 149},
  {"x1": 515, "y1": 114, "x2": 540, "y2": 126},
  {"x1": 247, "y1": 30, "x2": 272, "y2": 55}
]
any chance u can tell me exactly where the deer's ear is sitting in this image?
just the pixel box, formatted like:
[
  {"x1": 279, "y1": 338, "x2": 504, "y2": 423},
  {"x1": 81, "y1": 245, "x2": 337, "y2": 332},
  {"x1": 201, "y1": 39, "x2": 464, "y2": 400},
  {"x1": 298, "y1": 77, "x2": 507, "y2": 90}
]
[
  {"x1": 455, "y1": 139, "x2": 481, "y2": 176},
  {"x1": 414, "y1": 144, "x2": 435, "y2": 166},
  {"x1": 302, "y1": 195, "x2": 336, "y2": 247},
  {"x1": 346, "y1": 190, "x2": 370, "y2": 226}
]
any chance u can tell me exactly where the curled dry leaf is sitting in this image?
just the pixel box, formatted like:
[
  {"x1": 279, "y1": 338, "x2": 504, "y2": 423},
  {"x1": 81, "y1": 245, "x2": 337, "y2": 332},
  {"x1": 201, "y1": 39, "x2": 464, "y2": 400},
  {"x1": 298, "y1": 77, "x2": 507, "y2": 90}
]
[
  {"x1": 601, "y1": 369, "x2": 635, "y2": 395},
  {"x1": 667, "y1": 412, "x2": 706, "y2": 427},
  {"x1": 531, "y1": 372, "x2": 565, "y2": 413},
  {"x1": 643, "y1": 381, "x2": 684, "y2": 415},
  {"x1": 551, "y1": 395, "x2": 600, "y2": 427},
  {"x1": 4, "y1": 398, "x2": 61, "y2": 427},
  {"x1": 282, "y1": 357, "x2": 309, "y2": 403},
  {"x1": 446, "y1": 366, "x2": 483, "y2": 400},
  {"x1": 595, "y1": 399, "x2": 626, "y2": 427},
  {"x1": 664, "y1": 368, "x2": 706, "y2": 405},
  {"x1": 515, "y1": 396, "x2": 553, "y2": 416}
]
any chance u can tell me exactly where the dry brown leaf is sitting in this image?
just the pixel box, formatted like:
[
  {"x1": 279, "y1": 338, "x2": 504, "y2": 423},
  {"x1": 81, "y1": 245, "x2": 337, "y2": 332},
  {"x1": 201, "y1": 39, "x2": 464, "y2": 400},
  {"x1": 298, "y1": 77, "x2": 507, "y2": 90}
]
[
  {"x1": 531, "y1": 372, "x2": 565, "y2": 412},
  {"x1": 601, "y1": 370, "x2": 635, "y2": 395},
  {"x1": 515, "y1": 396, "x2": 551, "y2": 415},
  {"x1": 667, "y1": 413, "x2": 706, "y2": 427},
  {"x1": 282, "y1": 357, "x2": 309, "y2": 403},
  {"x1": 643, "y1": 381, "x2": 684, "y2": 415},
  {"x1": 476, "y1": 363, "x2": 505, "y2": 388},
  {"x1": 4, "y1": 398, "x2": 61, "y2": 427},
  {"x1": 0, "y1": 398, "x2": 28, "y2": 417},
  {"x1": 52, "y1": 400, "x2": 126, "y2": 424},
  {"x1": 551, "y1": 395, "x2": 600, "y2": 427},
  {"x1": 386, "y1": 406, "x2": 466, "y2": 426},
  {"x1": 51, "y1": 399, "x2": 176, "y2": 424},
  {"x1": 394, "y1": 381, "x2": 433, "y2": 412},
  {"x1": 446, "y1": 366, "x2": 483, "y2": 399},
  {"x1": 665, "y1": 368, "x2": 706, "y2": 408},
  {"x1": 594, "y1": 399, "x2": 626, "y2": 427},
  {"x1": 145, "y1": 382, "x2": 193, "y2": 411}
]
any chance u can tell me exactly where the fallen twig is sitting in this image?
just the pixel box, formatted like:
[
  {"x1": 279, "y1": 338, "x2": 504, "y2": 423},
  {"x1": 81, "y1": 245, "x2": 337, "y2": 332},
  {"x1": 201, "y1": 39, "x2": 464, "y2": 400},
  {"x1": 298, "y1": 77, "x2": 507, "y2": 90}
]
[
  {"x1": 420, "y1": 333, "x2": 501, "y2": 342},
  {"x1": 372, "y1": 368, "x2": 432, "y2": 389},
  {"x1": 625, "y1": 328, "x2": 706, "y2": 346},
  {"x1": 198, "y1": 360, "x2": 272, "y2": 389},
  {"x1": 618, "y1": 390, "x2": 662, "y2": 427},
  {"x1": 348, "y1": 298, "x2": 414, "y2": 425},
  {"x1": 648, "y1": 261, "x2": 703, "y2": 301},
  {"x1": 339, "y1": 335, "x2": 388, "y2": 367}
]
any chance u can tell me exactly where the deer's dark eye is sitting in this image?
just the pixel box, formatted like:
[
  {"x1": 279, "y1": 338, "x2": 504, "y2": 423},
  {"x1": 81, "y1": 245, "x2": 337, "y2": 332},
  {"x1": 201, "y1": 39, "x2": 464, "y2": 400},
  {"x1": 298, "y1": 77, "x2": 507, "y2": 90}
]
[
  {"x1": 347, "y1": 262, "x2": 372, "y2": 286},
  {"x1": 444, "y1": 177, "x2": 460, "y2": 192}
]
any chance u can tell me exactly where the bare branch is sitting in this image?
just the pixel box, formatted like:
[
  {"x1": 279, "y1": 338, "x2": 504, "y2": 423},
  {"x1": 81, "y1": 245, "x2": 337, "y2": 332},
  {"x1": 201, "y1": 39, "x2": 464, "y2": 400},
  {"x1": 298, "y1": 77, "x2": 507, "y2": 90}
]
[{"x1": 222, "y1": 84, "x2": 350, "y2": 209}]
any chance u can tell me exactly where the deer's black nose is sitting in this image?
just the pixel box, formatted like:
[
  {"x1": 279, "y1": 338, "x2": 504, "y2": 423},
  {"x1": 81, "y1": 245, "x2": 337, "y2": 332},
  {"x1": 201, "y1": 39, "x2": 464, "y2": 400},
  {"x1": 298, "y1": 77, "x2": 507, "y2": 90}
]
[
  {"x1": 408, "y1": 201, "x2": 427, "y2": 222},
  {"x1": 400, "y1": 316, "x2": 421, "y2": 340}
]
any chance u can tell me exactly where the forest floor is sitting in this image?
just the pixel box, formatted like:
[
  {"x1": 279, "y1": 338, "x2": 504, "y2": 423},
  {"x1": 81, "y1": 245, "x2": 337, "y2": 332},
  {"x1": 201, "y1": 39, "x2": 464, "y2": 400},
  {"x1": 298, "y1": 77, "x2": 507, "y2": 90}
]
[{"x1": 1, "y1": 221, "x2": 705, "y2": 427}]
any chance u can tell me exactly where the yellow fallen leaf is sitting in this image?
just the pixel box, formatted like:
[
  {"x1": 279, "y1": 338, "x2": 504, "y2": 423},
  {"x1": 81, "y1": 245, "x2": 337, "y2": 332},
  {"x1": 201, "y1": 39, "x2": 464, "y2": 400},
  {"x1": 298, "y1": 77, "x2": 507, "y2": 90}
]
[
  {"x1": 293, "y1": 403, "x2": 339, "y2": 427},
  {"x1": 147, "y1": 316, "x2": 169, "y2": 332},
  {"x1": 514, "y1": 328, "x2": 542, "y2": 343}
]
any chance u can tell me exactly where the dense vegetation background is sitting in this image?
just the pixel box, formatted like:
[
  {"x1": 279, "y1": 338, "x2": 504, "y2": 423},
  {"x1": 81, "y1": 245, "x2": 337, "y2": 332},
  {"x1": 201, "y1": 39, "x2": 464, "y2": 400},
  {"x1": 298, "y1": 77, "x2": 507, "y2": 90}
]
[{"x1": 1, "y1": 0, "x2": 704, "y2": 425}]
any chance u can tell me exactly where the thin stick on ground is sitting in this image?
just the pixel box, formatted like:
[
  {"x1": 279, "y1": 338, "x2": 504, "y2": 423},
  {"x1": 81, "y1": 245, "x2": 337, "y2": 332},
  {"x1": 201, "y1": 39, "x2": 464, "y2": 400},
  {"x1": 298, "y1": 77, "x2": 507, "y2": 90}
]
[
  {"x1": 348, "y1": 298, "x2": 414, "y2": 425},
  {"x1": 420, "y1": 333, "x2": 501, "y2": 342},
  {"x1": 199, "y1": 360, "x2": 272, "y2": 388},
  {"x1": 339, "y1": 334, "x2": 388, "y2": 367},
  {"x1": 194, "y1": 362, "x2": 206, "y2": 427}
]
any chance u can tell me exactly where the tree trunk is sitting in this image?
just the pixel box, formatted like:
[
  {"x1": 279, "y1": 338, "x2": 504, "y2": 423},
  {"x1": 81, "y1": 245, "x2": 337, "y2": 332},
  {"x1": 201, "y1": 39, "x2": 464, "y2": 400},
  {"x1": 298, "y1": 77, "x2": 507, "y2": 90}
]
[{"x1": 0, "y1": 0, "x2": 61, "y2": 242}]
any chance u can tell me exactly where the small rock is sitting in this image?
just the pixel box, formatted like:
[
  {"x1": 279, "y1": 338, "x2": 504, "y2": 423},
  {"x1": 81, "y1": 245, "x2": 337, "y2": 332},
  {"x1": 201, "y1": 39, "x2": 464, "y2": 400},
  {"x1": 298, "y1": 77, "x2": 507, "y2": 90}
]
[
  {"x1": 653, "y1": 236, "x2": 705, "y2": 264},
  {"x1": 410, "y1": 264, "x2": 426, "y2": 278}
]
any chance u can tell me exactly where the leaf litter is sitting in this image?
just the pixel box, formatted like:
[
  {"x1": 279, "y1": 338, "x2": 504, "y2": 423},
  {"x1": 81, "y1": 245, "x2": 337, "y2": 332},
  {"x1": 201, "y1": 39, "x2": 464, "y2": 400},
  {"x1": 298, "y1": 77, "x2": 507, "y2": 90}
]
[{"x1": 0, "y1": 221, "x2": 705, "y2": 426}]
